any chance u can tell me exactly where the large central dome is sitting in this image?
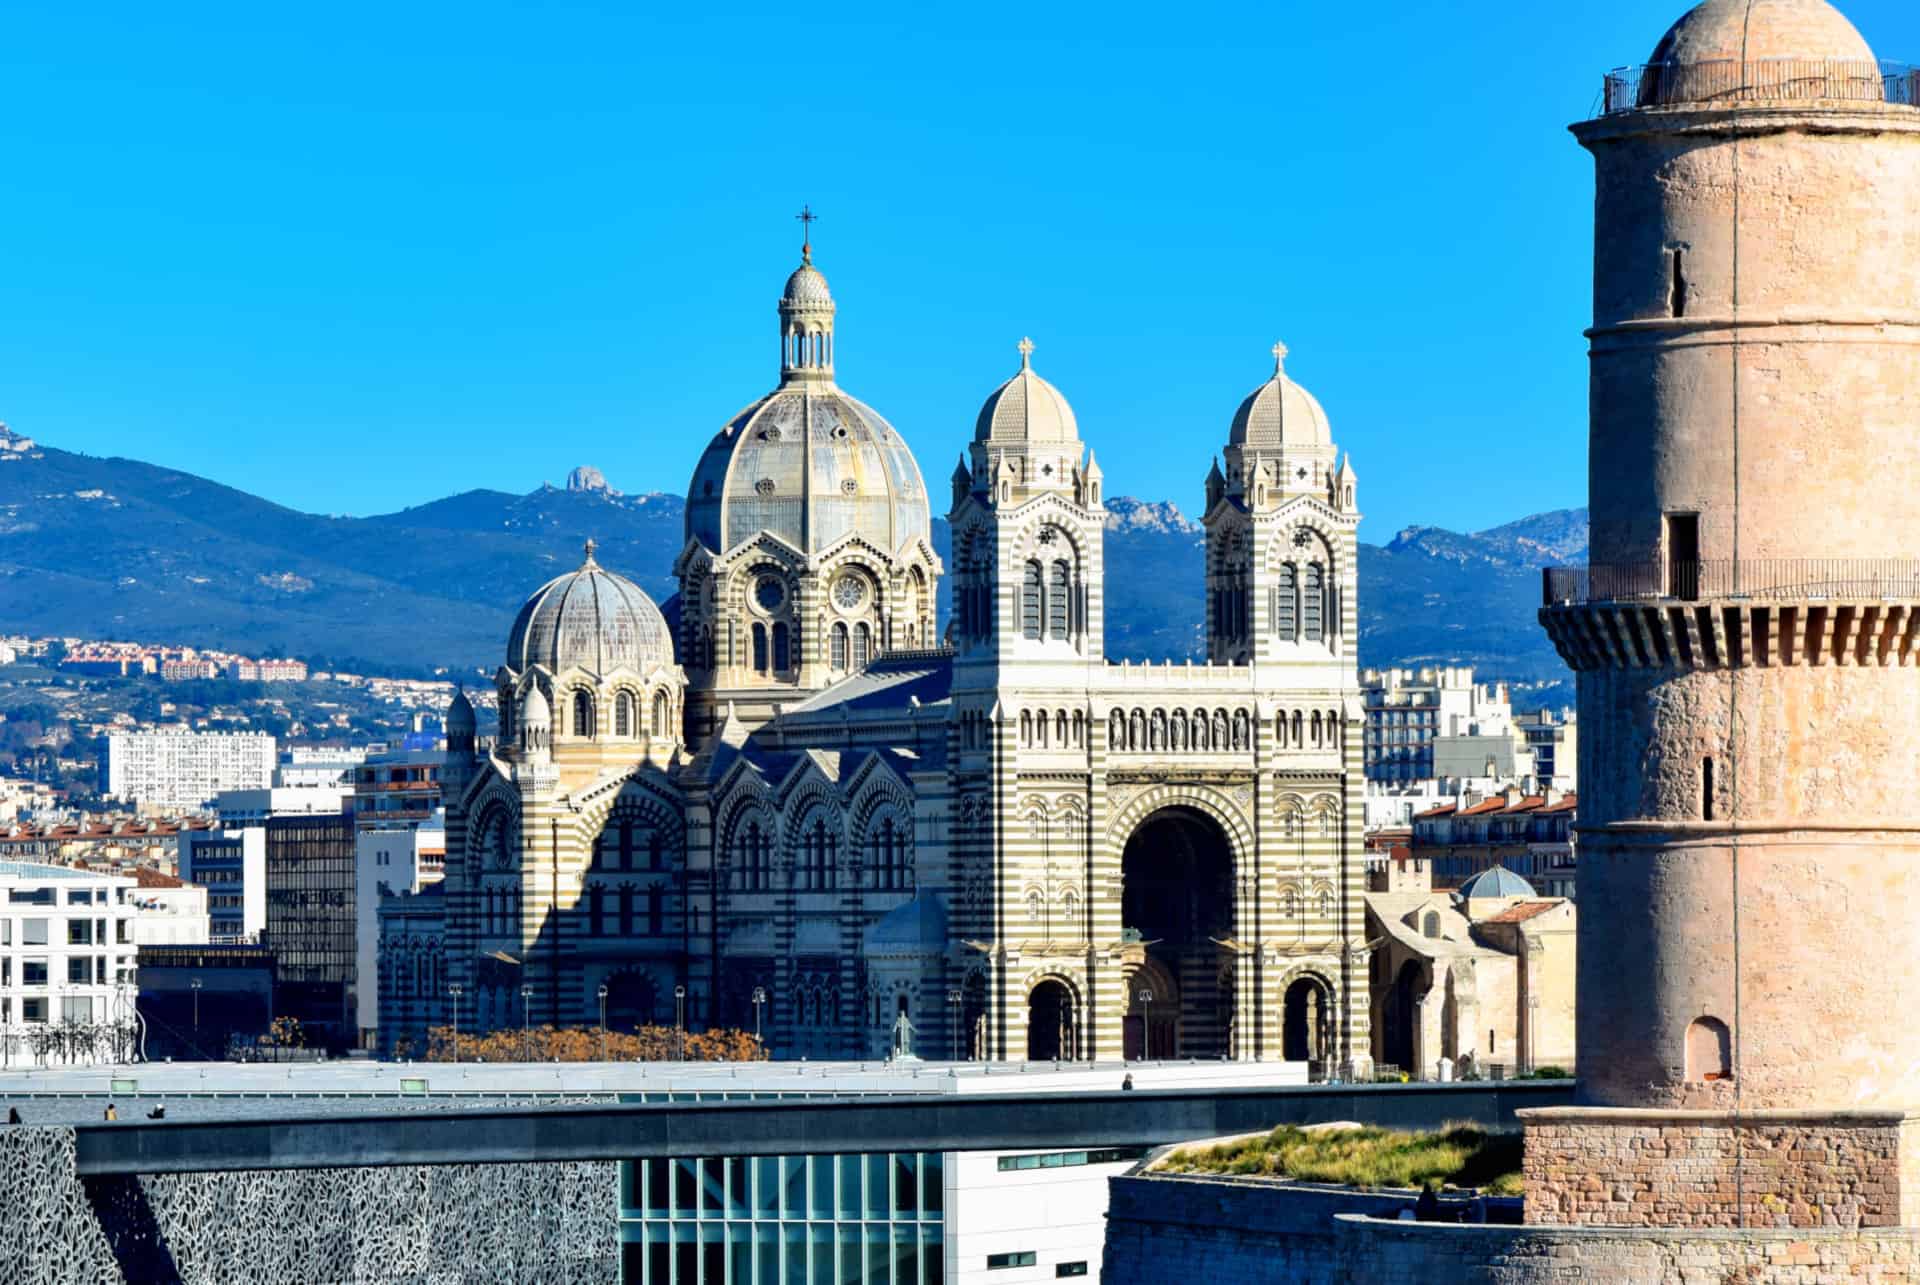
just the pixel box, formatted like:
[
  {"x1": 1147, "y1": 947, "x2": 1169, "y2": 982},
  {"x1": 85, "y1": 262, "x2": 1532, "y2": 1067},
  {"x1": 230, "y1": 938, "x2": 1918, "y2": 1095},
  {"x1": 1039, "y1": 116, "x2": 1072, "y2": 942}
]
[{"x1": 685, "y1": 248, "x2": 930, "y2": 557}]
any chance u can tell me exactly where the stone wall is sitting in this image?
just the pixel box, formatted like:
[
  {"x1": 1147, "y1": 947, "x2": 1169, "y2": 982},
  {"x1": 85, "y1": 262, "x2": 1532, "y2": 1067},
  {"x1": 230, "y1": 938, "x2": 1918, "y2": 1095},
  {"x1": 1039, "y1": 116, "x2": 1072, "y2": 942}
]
[
  {"x1": 1101, "y1": 1173, "x2": 1920, "y2": 1284},
  {"x1": 1522, "y1": 1108, "x2": 1920, "y2": 1228},
  {"x1": 0, "y1": 1128, "x2": 618, "y2": 1285}
]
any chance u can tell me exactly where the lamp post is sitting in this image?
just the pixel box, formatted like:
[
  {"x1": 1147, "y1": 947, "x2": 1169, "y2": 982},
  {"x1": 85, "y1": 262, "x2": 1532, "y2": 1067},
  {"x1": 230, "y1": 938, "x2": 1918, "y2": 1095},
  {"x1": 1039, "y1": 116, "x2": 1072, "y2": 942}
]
[
  {"x1": 190, "y1": 977, "x2": 202, "y2": 1032},
  {"x1": 597, "y1": 984, "x2": 609, "y2": 1063},
  {"x1": 447, "y1": 984, "x2": 464, "y2": 1063},
  {"x1": 674, "y1": 985, "x2": 686, "y2": 1062},
  {"x1": 1136, "y1": 988, "x2": 1155, "y2": 1062},
  {"x1": 946, "y1": 988, "x2": 963, "y2": 1061},
  {"x1": 751, "y1": 987, "x2": 767, "y2": 1049},
  {"x1": 520, "y1": 984, "x2": 534, "y2": 1062}
]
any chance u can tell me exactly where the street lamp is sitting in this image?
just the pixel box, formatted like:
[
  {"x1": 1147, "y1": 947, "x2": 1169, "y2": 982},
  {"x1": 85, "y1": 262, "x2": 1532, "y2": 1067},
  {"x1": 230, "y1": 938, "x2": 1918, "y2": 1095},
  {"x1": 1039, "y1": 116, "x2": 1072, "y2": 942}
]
[
  {"x1": 520, "y1": 984, "x2": 534, "y2": 1062},
  {"x1": 597, "y1": 984, "x2": 609, "y2": 1062},
  {"x1": 190, "y1": 978, "x2": 202, "y2": 1033},
  {"x1": 447, "y1": 984, "x2": 464, "y2": 1063},
  {"x1": 750, "y1": 987, "x2": 767, "y2": 1049},
  {"x1": 674, "y1": 985, "x2": 687, "y2": 1061},
  {"x1": 1136, "y1": 989, "x2": 1155, "y2": 1062},
  {"x1": 946, "y1": 988, "x2": 963, "y2": 1061}
]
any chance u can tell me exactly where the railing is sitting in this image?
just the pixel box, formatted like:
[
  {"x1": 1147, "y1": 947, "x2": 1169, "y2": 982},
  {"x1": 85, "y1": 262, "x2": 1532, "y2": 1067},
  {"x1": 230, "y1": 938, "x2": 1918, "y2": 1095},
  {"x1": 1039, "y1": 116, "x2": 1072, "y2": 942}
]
[
  {"x1": 1543, "y1": 559, "x2": 1920, "y2": 606},
  {"x1": 1599, "y1": 58, "x2": 1917, "y2": 115}
]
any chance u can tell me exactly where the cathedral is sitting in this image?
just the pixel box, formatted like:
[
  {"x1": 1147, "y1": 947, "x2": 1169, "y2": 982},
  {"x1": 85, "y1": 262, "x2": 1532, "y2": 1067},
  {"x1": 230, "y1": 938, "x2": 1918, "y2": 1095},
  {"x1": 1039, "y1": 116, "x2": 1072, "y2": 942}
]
[{"x1": 410, "y1": 234, "x2": 1372, "y2": 1068}]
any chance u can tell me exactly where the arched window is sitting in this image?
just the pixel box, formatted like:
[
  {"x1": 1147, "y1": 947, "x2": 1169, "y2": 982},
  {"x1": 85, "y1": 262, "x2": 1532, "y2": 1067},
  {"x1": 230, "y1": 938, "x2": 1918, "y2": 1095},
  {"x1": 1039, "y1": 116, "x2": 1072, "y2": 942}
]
[
  {"x1": 1282, "y1": 890, "x2": 1297, "y2": 918},
  {"x1": 1048, "y1": 561, "x2": 1071, "y2": 640},
  {"x1": 1304, "y1": 563, "x2": 1325, "y2": 643},
  {"x1": 572, "y1": 690, "x2": 594, "y2": 738},
  {"x1": 752, "y1": 624, "x2": 769, "y2": 675},
  {"x1": 1422, "y1": 911, "x2": 1441, "y2": 939},
  {"x1": 1020, "y1": 710, "x2": 1033, "y2": 746},
  {"x1": 831, "y1": 623, "x2": 849, "y2": 672},
  {"x1": 854, "y1": 622, "x2": 871, "y2": 668},
  {"x1": 1318, "y1": 890, "x2": 1334, "y2": 918},
  {"x1": 1311, "y1": 711, "x2": 1323, "y2": 747},
  {"x1": 1292, "y1": 711, "x2": 1305, "y2": 746},
  {"x1": 588, "y1": 885, "x2": 605, "y2": 935},
  {"x1": 1276, "y1": 711, "x2": 1290, "y2": 748},
  {"x1": 1687, "y1": 1016, "x2": 1732, "y2": 1081},
  {"x1": 653, "y1": 691, "x2": 671, "y2": 739},
  {"x1": 737, "y1": 819, "x2": 772, "y2": 892},
  {"x1": 802, "y1": 815, "x2": 838, "y2": 891},
  {"x1": 1275, "y1": 563, "x2": 1299, "y2": 641},
  {"x1": 614, "y1": 692, "x2": 633, "y2": 738},
  {"x1": 1022, "y1": 561, "x2": 1043, "y2": 640},
  {"x1": 647, "y1": 884, "x2": 665, "y2": 935},
  {"x1": 772, "y1": 622, "x2": 791, "y2": 672},
  {"x1": 618, "y1": 885, "x2": 635, "y2": 935}
]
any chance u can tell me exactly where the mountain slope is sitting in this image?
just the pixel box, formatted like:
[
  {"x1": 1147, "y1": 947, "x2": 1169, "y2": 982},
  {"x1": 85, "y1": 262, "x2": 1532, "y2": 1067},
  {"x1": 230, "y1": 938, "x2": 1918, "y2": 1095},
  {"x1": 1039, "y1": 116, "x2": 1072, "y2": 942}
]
[{"x1": 0, "y1": 435, "x2": 1581, "y2": 688}]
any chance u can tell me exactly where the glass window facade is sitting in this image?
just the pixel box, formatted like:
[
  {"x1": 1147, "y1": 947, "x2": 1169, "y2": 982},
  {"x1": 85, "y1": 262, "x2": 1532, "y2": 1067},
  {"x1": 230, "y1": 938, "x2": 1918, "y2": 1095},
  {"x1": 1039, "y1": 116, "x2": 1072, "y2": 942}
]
[{"x1": 620, "y1": 1151, "x2": 944, "y2": 1284}]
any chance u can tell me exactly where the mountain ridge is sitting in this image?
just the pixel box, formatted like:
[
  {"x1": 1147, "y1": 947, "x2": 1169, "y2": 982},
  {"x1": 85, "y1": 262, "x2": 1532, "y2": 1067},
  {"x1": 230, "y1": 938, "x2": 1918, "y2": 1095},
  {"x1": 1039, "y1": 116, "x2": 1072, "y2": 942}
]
[{"x1": 0, "y1": 439, "x2": 1579, "y2": 693}]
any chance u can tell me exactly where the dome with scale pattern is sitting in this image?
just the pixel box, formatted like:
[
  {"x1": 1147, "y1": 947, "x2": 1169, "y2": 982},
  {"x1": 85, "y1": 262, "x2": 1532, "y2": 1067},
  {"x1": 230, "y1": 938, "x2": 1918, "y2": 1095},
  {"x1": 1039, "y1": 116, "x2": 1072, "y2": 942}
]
[{"x1": 505, "y1": 542, "x2": 675, "y2": 676}]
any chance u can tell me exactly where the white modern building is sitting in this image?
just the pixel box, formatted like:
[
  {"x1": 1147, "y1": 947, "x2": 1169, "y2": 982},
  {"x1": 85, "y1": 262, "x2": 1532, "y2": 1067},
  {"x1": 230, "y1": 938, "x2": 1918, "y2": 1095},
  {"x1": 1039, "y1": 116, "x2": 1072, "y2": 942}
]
[
  {"x1": 178, "y1": 828, "x2": 267, "y2": 941},
  {"x1": 0, "y1": 862, "x2": 140, "y2": 1064},
  {"x1": 105, "y1": 729, "x2": 274, "y2": 812},
  {"x1": 274, "y1": 746, "x2": 368, "y2": 789},
  {"x1": 125, "y1": 871, "x2": 212, "y2": 947},
  {"x1": 212, "y1": 785, "x2": 348, "y2": 826},
  {"x1": 355, "y1": 811, "x2": 445, "y2": 1046}
]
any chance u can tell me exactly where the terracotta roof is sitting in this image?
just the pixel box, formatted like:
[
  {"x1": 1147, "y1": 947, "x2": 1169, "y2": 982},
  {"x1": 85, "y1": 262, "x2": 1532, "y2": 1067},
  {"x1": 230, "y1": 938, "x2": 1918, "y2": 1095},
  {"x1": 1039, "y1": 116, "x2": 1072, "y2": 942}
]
[
  {"x1": 1412, "y1": 804, "x2": 1456, "y2": 820},
  {"x1": 1540, "y1": 795, "x2": 1578, "y2": 812},
  {"x1": 1457, "y1": 798, "x2": 1510, "y2": 817},
  {"x1": 1483, "y1": 899, "x2": 1563, "y2": 924},
  {"x1": 132, "y1": 867, "x2": 184, "y2": 889}
]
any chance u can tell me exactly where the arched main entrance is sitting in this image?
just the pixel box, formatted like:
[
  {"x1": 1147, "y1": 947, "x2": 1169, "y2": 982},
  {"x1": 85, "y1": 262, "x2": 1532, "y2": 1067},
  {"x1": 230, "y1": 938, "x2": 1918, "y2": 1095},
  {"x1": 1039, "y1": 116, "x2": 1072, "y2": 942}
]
[
  {"x1": 1026, "y1": 979, "x2": 1078, "y2": 1061},
  {"x1": 1282, "y1": 975, "x2": 1333, "y2": 1064},
  {"x1": 1120, "y1": 806, "x2": 1236, "y2": 1060}
]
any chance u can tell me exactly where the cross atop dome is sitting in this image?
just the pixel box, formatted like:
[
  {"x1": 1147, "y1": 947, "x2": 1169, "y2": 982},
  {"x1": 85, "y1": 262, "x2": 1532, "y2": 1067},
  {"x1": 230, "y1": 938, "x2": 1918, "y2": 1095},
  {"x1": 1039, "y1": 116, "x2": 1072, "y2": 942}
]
[
  {"x1": 583, "y1": 537, "x2": 599, "y2": 566},
  {"x1": 1018, "y1": 337, "x2": 1035, "y2": 369},
  {"x1": 796, "y1": 204, "x2": 817, "y2": 265},
  {"x1": 1272, "y1": 341, "x2": 1289, "y2": 374}
]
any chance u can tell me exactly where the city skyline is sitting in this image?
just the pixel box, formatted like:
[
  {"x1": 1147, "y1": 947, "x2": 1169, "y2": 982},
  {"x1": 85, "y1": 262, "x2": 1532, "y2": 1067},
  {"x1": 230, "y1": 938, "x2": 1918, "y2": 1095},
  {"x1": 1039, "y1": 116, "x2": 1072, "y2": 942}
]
[{"x1": 9, "y1": 1, "x2": 1912, "y2": 540}]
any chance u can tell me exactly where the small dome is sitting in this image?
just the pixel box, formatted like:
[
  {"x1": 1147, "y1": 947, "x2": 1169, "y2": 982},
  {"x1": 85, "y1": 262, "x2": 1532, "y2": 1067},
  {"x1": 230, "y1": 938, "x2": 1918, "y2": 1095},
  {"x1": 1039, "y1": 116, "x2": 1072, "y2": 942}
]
[
  {"x1": 783, "y1": 262, "x2": 834, "y2": 310},
  {"x1": 522, "y1": 682, "x2": 551, "y2": 728},
  {"x1": 863, "y1": 893, "x2": 949, "y2": 955},
  {"x1": 974, "y1": 339, "x2": 1080, "y2": 445},
  {"x1": 1649, "y1": 0, "x2": 1875, "y2": 68},
  {"x1": 447, "y1": 688, "x2": 476, "y2": 735},
  {"x1": 506, "y1": 541, "x2": 675, "y2": 676},
  {"x1": 1230, "y1": 345, "x2": 1331, "y2": 450},
  {"x1": 1455, "y1": 867, "x2": 1537, "y2": 902}
]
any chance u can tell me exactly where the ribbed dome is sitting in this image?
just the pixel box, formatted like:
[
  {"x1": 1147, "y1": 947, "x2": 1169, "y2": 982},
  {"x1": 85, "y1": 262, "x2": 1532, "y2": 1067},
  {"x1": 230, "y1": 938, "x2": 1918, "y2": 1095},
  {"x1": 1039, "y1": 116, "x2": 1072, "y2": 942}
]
[
  {"x1": 1229, "y1": 349, "x2": 1331, "y2": 450},
  {"x1": 974, "y1": 340, "x2": 1080, "y2": 445},
  {"x1": 1649, "y1": 0, "x2": 1875, "y2": 68},
  {"x1": 686, "y1": 387, "x2": 930, "y2": 556},
  {"x1": 522, "y1": 681, "x2": 551, "y2": 727},
  {"x1": 505, "y1": 542, "x2": 675, "y2": 676},
  {"x1": 783, "y1": 262, "x2": 834, "y2": 309}
]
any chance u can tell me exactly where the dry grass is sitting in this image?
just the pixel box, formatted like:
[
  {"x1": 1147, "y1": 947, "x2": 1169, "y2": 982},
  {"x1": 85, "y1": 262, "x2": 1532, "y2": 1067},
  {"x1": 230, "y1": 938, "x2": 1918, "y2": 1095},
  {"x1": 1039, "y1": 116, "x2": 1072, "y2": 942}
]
[{"x1": 1156, "y1": 1123, "x2": 1523, "y2": 1195}]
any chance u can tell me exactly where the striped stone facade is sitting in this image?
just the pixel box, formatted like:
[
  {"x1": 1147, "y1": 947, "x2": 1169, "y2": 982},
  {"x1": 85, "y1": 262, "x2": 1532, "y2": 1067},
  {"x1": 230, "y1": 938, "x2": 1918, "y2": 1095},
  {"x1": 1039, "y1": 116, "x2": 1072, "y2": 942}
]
[{"x1": 421, "y1": 258, "x2": 1368, "y2": 1071}]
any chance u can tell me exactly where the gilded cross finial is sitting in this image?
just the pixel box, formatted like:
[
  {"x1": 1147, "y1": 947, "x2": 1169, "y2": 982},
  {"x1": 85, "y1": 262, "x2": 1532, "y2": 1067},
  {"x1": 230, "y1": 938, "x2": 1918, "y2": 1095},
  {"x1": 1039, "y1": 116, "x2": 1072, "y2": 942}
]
[
  {"x1": 796, "y1": 204, "x2": 818, "y2": 264},
  {"x1": 583, "y1": 537, "x2": 598, "y2": 566},
  {"x1": 1272, "y1": 340, "x2": 1289, "y2": 374},
  {"x1": 1018, "y1": 336, "x2": 1035, "y2": 369}
]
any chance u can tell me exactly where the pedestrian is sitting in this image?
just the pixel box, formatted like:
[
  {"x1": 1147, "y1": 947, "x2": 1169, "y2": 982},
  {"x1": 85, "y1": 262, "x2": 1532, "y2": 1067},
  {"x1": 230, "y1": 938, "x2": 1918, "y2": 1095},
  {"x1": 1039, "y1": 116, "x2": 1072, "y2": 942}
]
[
  {"x1": 1121, "y1": 1073, "x2": 1134, "y2": 1091},
  {"x1": 104, "y1": 1103, "x2": 117, "y2": 1122},
  {"x1": 6, "y1": 1107, "x2": 19, "y2": 1125},
  {"x1": 1414, "y1": 1181, "x2": 1440, "y2": 1222},
  {"x1": 147, "y1": 1105, "x2": 166, "y2": 1120}
]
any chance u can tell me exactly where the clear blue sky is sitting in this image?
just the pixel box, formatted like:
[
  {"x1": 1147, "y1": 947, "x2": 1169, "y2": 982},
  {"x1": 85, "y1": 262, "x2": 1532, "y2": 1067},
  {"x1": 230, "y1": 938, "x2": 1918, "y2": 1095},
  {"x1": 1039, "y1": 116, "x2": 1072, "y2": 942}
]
[{"x1": 2, "y1": 1, "x2": 1913, "y2": 539}]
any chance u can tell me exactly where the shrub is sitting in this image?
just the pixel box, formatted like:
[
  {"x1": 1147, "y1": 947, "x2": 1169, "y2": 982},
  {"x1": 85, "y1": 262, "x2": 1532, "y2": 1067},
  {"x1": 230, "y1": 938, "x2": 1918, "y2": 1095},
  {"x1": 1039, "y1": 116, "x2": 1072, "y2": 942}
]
[{"x1": 1157, "y1": 1122, "x2": 1523, "y2": 1194}]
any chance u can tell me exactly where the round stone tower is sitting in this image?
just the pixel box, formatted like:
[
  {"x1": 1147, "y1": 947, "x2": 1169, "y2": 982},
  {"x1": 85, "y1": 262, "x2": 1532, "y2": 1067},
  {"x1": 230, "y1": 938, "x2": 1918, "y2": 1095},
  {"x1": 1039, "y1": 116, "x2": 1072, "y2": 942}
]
[{"x1": 1533, "y1": 0, "x2": 1920, "y2": 1229}]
